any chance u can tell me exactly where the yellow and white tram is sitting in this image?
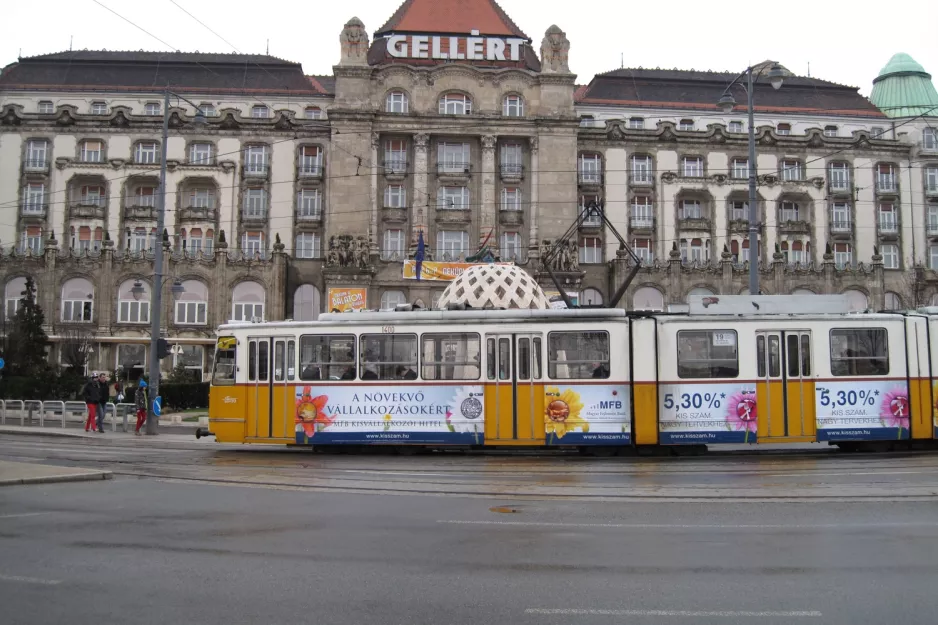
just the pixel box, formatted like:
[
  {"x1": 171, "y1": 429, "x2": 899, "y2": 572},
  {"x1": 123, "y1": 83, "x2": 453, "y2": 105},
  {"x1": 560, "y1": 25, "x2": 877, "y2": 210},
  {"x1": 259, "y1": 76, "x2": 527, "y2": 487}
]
[{"x1": 206, "y1": 303, "x2": 938, "y2": 451}]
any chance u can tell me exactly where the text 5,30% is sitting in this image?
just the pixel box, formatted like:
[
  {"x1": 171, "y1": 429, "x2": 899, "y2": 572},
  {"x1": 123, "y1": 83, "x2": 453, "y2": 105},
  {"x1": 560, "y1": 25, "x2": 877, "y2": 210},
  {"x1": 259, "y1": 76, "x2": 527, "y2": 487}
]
[
  {"x1": 818, "y1": 388, "x2": 878, "y2": 407},
  {"x1": 663, "y1": 392, "x2": 724, "y2": 411}
]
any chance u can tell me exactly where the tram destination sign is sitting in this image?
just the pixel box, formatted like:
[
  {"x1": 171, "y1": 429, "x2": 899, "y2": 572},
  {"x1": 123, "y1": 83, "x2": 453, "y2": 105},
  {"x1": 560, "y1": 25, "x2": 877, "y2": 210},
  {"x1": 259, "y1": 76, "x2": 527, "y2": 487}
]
[{"x1": 386, "y1": 30, "x2": 527, "y2": 62}]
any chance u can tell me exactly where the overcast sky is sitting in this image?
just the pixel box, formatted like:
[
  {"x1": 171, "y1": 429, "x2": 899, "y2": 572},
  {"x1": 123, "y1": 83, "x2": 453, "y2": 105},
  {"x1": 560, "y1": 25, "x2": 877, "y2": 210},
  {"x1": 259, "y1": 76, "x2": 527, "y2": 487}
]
[{"x1": 4, "y1": 0, "x2": 937, "y2": 96}]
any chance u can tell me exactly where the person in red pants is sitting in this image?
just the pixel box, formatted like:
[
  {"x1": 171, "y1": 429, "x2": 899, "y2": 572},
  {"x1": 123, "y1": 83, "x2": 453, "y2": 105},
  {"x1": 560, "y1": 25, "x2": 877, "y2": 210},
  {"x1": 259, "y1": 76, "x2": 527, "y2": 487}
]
[
  {"x1": 81, "y1": 375, "x2": 102, "y2": 432},
  {"x1": 134, "y1": 379, "x2": 148, "y2": 435}
]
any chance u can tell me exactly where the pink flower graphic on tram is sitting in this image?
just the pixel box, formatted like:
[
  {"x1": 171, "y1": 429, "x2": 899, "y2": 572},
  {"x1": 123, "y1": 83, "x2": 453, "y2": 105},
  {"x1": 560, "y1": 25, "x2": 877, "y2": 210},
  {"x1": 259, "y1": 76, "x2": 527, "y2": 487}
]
[
  {"x1": 725, "y1": 390, "x2": 758, "y2": 443},
  {"x1": 880, "y1": 387, "x2": 910, "y2": 435}
]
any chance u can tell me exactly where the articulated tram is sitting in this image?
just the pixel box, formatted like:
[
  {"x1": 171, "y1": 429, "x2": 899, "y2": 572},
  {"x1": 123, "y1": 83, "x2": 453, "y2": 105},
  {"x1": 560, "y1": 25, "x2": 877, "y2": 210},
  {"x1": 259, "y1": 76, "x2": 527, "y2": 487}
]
[{"x1": 205, "y1": 300, "x2": 938, "y2": 452}]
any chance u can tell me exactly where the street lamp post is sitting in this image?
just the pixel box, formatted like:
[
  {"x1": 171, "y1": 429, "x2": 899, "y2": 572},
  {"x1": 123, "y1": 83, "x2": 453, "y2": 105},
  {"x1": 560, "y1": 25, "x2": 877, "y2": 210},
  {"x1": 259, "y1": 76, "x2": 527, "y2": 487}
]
[
  {"x1": 144, "y1": 89, "x2": 205, "y2": 434},
  {"x1": 718, "y1": 63, "x2": 785, "y2": 296}
]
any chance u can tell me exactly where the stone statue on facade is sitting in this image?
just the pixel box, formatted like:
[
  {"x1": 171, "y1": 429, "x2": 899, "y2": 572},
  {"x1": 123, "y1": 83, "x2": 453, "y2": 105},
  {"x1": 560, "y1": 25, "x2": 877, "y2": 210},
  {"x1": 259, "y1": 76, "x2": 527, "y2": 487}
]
[
  {"x1": 326, "y1": 234, "x2": 371, "y2": 269},
  {"x1": 540, "y1": 25, "x2": 570, "y2": 73},
  {"x1": 567, "y1": 240, "x2": 579, "y2": 271},
  {"x1": 339, "y1": 17, "x2": 369, "y2": 66}
]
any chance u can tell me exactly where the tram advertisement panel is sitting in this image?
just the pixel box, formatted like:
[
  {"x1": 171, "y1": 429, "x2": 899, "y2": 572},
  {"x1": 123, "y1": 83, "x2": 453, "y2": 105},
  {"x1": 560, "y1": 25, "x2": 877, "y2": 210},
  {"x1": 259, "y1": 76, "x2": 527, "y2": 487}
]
[
  {"x1": 815, "y1": 381, "x2": 910, "y2": 441},
  {"x1": 658, "y1": 383, "x2": 758, "y2": 444},
  {"x1": 933, "y1": 381, "x2": 938, "y2": 439},
  {"x1": 544, "y1": 384, "x2": 631, "y2": 445},
  {"x1": 293, "y1": 384, "x2": 484, "y2": 445}
]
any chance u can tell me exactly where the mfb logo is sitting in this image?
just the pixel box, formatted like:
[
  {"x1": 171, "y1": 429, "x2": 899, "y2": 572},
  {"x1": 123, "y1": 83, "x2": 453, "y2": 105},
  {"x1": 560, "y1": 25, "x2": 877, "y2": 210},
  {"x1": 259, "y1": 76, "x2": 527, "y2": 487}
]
[{"x1": 598, "y1": 401, "x2": 623, "y2": 410}]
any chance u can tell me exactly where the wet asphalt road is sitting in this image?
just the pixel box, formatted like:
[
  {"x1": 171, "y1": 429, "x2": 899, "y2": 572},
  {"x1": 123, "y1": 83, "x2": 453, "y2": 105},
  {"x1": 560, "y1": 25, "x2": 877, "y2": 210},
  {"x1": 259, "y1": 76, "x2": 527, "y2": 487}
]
[{"x1": 2, "y1": 435, "x2": 938, "y2": 624}]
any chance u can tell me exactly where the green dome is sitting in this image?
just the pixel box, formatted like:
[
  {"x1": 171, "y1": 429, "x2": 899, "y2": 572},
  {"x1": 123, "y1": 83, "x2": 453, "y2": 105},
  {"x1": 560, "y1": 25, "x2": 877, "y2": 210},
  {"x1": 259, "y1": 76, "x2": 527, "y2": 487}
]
[{"x1": 870, "y1": 53, "x2": 938, "y2": 118}]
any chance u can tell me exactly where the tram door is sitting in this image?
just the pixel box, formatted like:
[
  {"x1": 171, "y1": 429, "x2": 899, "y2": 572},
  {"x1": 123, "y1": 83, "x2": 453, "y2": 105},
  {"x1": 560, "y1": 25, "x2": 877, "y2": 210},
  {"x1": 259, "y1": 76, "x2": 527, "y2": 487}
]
[
  {"x1": 247, "y1": 338, "x2": 271, "y2": 438},
  {"x1": 485, "y1": 333, "x2": 544, "y2": 444},
  {"x1": 755, "y1": 331, "x2": 815, "y2": 440},
  {"x1": 270, "y1": 338, "x2": 296, "y2": 439}
]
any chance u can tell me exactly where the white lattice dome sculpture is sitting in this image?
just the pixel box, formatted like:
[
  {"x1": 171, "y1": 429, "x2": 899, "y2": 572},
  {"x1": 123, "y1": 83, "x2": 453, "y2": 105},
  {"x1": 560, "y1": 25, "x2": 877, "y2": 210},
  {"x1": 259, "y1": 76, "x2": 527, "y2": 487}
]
[{"x1": 438, "y1": 264, "x2": 551, "y2": 310}]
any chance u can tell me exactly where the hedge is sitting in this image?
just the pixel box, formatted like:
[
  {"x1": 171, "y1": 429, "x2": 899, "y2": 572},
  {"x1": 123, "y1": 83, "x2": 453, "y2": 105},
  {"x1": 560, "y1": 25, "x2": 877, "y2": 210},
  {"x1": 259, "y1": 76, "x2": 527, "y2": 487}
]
[
  {"x1": 0, "y1": 372, "x2": 87, "y2": 401},
  {"x1": 159, "y1": 382, "x2": 210, "y2": 411}
]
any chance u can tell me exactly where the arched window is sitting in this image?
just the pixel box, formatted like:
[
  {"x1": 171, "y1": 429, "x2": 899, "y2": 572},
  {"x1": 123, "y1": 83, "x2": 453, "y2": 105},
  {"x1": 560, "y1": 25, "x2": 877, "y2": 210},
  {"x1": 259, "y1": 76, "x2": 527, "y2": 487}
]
[
  {"x1": 293, "y1": 285, "x2": 321, "y2": 322},
  {"x1": 304, "y1": 106, "x2": 323, "y2": 120},
  {"x1": 231, "y1": 281, "x2": 265, "y2": 322},
  {"x1": 502, "y1": 94, "x2": 524, "y2": 117},
  {"x1": 686, "y1": 287, "x2": 715, "y2": 303},
  {"x1": 842, "y1": 289, "x2": 869, "y2": 312},
  {"x1": 386, "y1": 91, "x2": 408, "y2": 114},
  {"x1": 581, "y1": 288, "x2": 603, "y2": 306},
  {"x1": 61, "y1": 277, "x2": 94, "y2": 322},
  {"x1": 5, "y1": 277, "x2": 28, "y2": 319},
  {"x1": 117, "y1": 279, "x2": 150, "y2": 324},
  {"x1": 439, "y1": 93, "x2": 471, "y2": 115},
  {"x1": 632, "y1": 287, "x2": 663, "y2": 312},
  {"x1": 885, "y1": 291, "x2": 902, "y2": 310},
  {"x1": 380, "y1": 290, "x2": 407, "y2": 310},
  {"x1": 176, "y1": 280, "x2": 208, "y2": 326}
]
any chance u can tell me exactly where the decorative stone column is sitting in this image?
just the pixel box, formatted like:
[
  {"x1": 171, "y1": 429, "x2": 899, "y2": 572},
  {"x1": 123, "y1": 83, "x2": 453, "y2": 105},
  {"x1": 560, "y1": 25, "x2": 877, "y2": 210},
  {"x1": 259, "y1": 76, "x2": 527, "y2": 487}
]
[
  {"x1": 822, "y1": 243, "x2": 835, "y2": 294},
  {"x1": 668, "y1": 242, "x2": 683, "y2": 305},
  {"x1": 721, "y1": 245, "x2": 734, "y2": 294},
  {"x1": 772, "y1": 245, "x2": 786, "y2": 295},
  {"x1": 528, "y1": 136, "x2": 539, "y2": 254},
  {"x1": 411, "y1": 133, "x2": 429, "y2": 251},
  {"x1": 870, "y1": 247, "x2": 885, "y2": 309},
  {"x1": 370, "y1": 131, "x2": 380, "y2": 256},
  {"x1": 480, "y1": 135, "x2": 497, "y2": 249}
]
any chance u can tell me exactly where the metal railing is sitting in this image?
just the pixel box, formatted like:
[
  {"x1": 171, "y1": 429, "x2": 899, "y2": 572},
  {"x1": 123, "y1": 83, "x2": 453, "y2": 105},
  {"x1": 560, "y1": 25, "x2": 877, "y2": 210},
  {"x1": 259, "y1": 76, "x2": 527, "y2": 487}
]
[{"x1": 0, "y1": 400, "x2": 140, "y2": 432}]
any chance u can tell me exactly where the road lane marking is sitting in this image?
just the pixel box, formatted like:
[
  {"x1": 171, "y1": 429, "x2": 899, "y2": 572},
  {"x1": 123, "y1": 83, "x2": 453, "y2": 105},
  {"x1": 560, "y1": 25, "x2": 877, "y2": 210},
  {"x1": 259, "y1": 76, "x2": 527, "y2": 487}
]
[
  {"x1": 0, "y1": 512, "x2": 50, "y2": 520},
  {"x1": 0, "y1": 574, "x2": 60, "y2": 586},
  {"x1": 440, "y1": 520, "x2": 938, "y2": 529},
  {"x1": 525, "y1": 608, "x2": 822, "y2": 617}
]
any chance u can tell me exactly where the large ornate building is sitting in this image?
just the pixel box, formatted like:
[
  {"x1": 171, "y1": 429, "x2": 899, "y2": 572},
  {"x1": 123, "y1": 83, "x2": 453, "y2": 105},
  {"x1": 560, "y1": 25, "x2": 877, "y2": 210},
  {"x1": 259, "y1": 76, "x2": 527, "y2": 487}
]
[{"x1": 0, "y1": 0, "x2": 936, "y2": 378}]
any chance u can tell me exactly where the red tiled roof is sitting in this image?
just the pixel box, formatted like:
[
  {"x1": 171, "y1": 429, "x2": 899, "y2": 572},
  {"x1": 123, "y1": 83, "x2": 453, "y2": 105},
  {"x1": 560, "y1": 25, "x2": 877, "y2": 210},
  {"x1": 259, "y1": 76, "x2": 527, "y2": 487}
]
[{"x1": 376, "y1": 0, "x2": 528, "y2": 39}]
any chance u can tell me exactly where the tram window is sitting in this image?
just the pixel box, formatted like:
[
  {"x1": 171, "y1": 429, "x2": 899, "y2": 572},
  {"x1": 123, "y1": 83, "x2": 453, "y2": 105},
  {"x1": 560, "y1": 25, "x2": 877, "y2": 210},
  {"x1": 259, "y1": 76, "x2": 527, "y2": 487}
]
[
  {"x1": 757, "y1": 335, "x2": 766, "y2": 378},
  {"x1": 800, "y1": 334, "x2": 811, "y2": 376},
  {"x1": 257, "y1": 341, "x2": 269, "y2": 382},
  {"x1": 768, "y1": 335, "x2": 781, "y2": 378},
  {"x1": 421, "y1": 333, "x2": 481, "y2": 380},
  {"x1": 487, "y1": 338, "x2": 496, "y2": 380},
  {"x1": 533, "y1": 337, "x2": 542, "y2": 379},
  {"x1": 787, "y1": 335, "x2": 800, "y2": 378},
  {"x1": 830, "y1": 328, "x2": 889, "y2": 376},
  {"x1": 518, "y1": 338, "x2": 531, "y2": 380},
  {"x1": 248, "y1": 340, "x2": 257, "y2": 382},
  {"x1": 361, "y1": 334, "x2": 418, "y2": 380},
  {"x1": 299, "y1": 335, "x2": 356, "y2": 381},
  {"x1": 547, "y1": 331, "x2": 610, "y2": 379},
  {"x1": 274, "y1": 342, "x2": 285, "y2": 381},
  {"x1": 498, "y1": 338, "x2": 511, "y2": 380},
  {"x1": 212, "y1": 337, "x2": 236, "y2": 385},
  {"x1": 287, "y1": 340, "x2": 296, "y2": 380},
  {"x1": 677, "y1": 330, "x2": 739, "y2": 379}
]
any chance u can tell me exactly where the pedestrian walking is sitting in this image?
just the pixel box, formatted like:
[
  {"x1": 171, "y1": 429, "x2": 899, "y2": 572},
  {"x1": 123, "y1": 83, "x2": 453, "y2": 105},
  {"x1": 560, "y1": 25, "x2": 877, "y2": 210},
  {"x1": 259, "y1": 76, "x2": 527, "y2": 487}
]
[
  {"x1": 134, "y1": 379, "x2": 148, "y2": 436},
  {"x1": 81, "y1": 375, "x2": 102, "y2": 432},
  {"x1": 95, "y1": 372, "x2": 108, "y2": 433}
]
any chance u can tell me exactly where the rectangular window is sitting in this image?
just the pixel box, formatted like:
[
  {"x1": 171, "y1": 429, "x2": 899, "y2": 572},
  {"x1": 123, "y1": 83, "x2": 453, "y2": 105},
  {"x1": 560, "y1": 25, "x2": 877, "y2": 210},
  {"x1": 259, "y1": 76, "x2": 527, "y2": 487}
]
[
  {"x1": 299, "y1": 145, "x2": 322, "y2": 176},
  {"x1": 233, "y1": 302, "x2": 264, "y2": 322},
  {"x1": 781, "y1": 160, "x2": 803, "y2": 181},
  {"x1": 436, "y1": 230, "x2": 469, "y2": 260},
  {"x1": 438, "y1": 142, "x2": 470, "y2": 172},
  {"x1": 437, "y1": 186, "x2": 469, "y2": 209},
  {"x1": 244, "y1": 145, "x2": 269, "y2": 174},
  {"x1": 439, "y1": 94, "x2": 471, "y2": 115},
  {"x1": 729, "y1": 121, "x2": 744, "y2": 133},
  {"x1": 199, "y1": 103, "x2": 216, "y2": 117},
  {"x1": 926, "y1": 166, "x2": 938, "y2": 192},
  {"x1": 503, "y1": 95, "x2": 523, "y2": 117},
  {"x1": 62, "y1": 299, "x2": 93, "y2": 322},
  {"x1": 175, "y1": 301, "x2": 207, "y2": 325},
  {"x1": 421, "y1": 333, "x2": 481, "y2": 381},
  {"x1": 189, "y1": 188, "x2": 214, "y2": 209},
  {"x1": 776, "y1": 123, "x2": 791, "y2": 135},
  {"x1": 500, "y1": 232, "x2": 522, "y2": 262},
  {"x1": 681, "y1": 199, "x2": 702, "y2": 219},
  {"x1": 91, "y1": 102, "x2": 108, "y2": 115},
  {"x1": 38, "y1": 101, "x2": 54, "y2": 114},
  {"x1": 118, "y1": 300, "x2": 150, "y2": 324},
  {"x1": 23, "y1": 183, "x2": 46, "y2": 214},
  {"x1": 144, "y1": 102, "x2": 160, "y2": 116},
  {"x1": 189, "y1": 142, "x2": 213, "y2": 165},
  {"x1": 251, "y1": 105, "x2": 270, "y2": 119},
  {"x1": 630, "y1": 155, "x2": 653, "y2": 183},
  {"x1": 930, "y1": 245, "x2": 938, "y2": 270},
  {"x1": 681, "y1": 156, "x2": 703, "y2": 177},
  {"x1": 384, "y1": 139, "x2": 407, "y2": 173},
  {"x1": 881, "y1": 244, "x2": 899, "y2": 269},
  {"x1": 677, "y1": 330, "x2": 739, "y2": 379},
  {"x1": 878, "y1": 203, "x2": 897, "y2": 232},
  {"x1": 212, "y1": 338, "x2": 236, "y2": 384},
  {"x1": 829, "y1": 162, "x2": 850, "y2": 190},
  {"x1": 500, "y1": 143, "x2": 522, "y2": 175},
  {"x1": 629, "y1": 117, "x2": 645, "y2": 129},
  {"x1": 25, "y1": 140, "x2": 48, "y2": 169},
  {"x1": 779, "y1": 201, "x2": 800, "y2": 222},
  {"x1": 382, "y1": 229, "x2": 404, "y2": 261},
  {"x1": 633, "y1": 238, "x2": 653, "y2": 264},
  {"x1": 384, "y1": 185, "x2": 406, "y2": 208},
  {"x1": 547, "y1": 331, "x2": 610, "y2": 380},
  {"x1": 243, "y1": 189, "x2": 268, "y2": 217},
  {"x1": 871, "y1": 126, "x2": 885, "y2": 139},
  {"x1": 833, "y1": 243, "x2": 852, "y2": 268},
  {"x1": 386, "y1": 92, "x2": 407, "y2": 113},
  {"x1": 824, "y1": 125, "x2": 838, "y2": 137},
  {"x1": 360, "y1": 334, "x2": 417, "y2": 380},
  {"x1": 631, "y1": 197, "x2": 653, "y2": 228},
  {"x1": 579, "y1": 154, "x2": 602, "y2": 183},
  {"x1": 731, "y1": 158, "x2": 749, "y2": 179},
  {"x1": 134, "y1": 142, "x2": 159, "y2": 164},
  {"x1": 730, "y1": 201, "x2": 748, "y2": 221},
  {"x1": 81, "y1": 140, "x2": 103, "y2": 163},
  {"x1": 679, "y1": 119, "x2": 695, "y2": 131},
  {"x1": 579, "y1": 237, "x2": 602, "y2": 264},
  {"x1": 501, "y1": 187, "x2": 522, "y2": 211},
  {"x1": 242, "y1": 232, "x2": 264, "y2": 256},
  {"x1": 297, "y1": 188, "x2": 322, "y2": 218},
  {"x1": 295, "y1": 233, "x2": 321, "y2": 259},
  {"x1": 298, "y1": 335, "x2": 356, "y2": 381},
  {"x1": 830, "y1": 329, "x2": 889, "y2": 376},
  {"x1": 924, "y1": 128, "x2": 938, "y2": 151},
  {"x1": 830, "y1": 202, "x2": 852, "y2": 231}
]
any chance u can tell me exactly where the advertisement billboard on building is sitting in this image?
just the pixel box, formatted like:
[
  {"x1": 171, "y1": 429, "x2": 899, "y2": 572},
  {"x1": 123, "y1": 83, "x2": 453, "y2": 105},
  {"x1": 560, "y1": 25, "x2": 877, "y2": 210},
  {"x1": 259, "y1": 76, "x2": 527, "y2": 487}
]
[{"x1": 327, "y1": 288, "x2": 367, "y2": 312}]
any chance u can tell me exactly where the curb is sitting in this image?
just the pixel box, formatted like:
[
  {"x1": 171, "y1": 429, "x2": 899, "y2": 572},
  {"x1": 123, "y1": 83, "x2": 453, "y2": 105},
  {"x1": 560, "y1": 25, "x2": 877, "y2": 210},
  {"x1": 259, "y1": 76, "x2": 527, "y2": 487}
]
[
  {"x1": 0, "y1": 428, "x2": 96, "y2": 439},
  {"x1": 0, "y1": 471, "x2": 112, "y2": 486}
]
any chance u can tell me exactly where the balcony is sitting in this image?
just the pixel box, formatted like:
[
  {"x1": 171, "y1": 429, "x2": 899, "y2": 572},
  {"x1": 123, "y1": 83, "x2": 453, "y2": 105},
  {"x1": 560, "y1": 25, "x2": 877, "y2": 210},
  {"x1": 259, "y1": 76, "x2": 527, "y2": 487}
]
[
  {"x1": 728, "y1": 219, "x2": 749, "y2": 234},
  {"x1": 381, "y1": 207, "x2": 408, "y2": 223},
  {"x1": 927, "y1": 219, "x2": 938, "y2": 238},
  {"x1": 437, "y1": 162, "x2": 472, "y2": 183},
  {"x1": 630, "y1": 216, "x2": 654, "y2": 232},
  {"x1": 778, "y1": 220, "x2": 810, "y2": 235},
  {"x1": 20, "y1": 203, "x2": 47, "y2": 219},
  {"x1": 829, "y1": 219, "x2": 852, "y2": 238},
  {"x1": 578, "y1": 171, "x2": 603, "y2": 188},
  {"x1": 499, "y1": 163, "x2": 524, "y2": 182},
  {"x1": 435, "y1": 208, "x2": 471, "y2": 225},
  {"x1": 296, "y1": 208, "x2": 323, "y2": 222},
  {"x1": 242, "y1": 208, "x2": 268, "y2": 223},
  {"x1": 878, "y1": 220, "x2": 899, "y2": 240},
  {"x1": 876, "y1": 176, "x2": 898, "y2": 194},
  {"x1": 243, "y1": 163, "x2": 269, "y2": 178},
  {"x1": 24, "y1": 159, "x2": 49, "y2": 173},
  {"x1": 298, "y1": 163, "x2": 323, "y2": 179},
  {"x1": 69, "y1": 198, "x2": 106, "y2": 220},
  {"x1": 926, "y1": 184, "x2": 938, "y2": 198},
  {"x1": 179, "y1": 206, "x2": 218, "y2": 222},
  {"x1": 678, "y1": 217, "x2": 711, "y2": 231},
  {"x1": 499, "y1": 210, "x2": 524, "y2": 227},
  {"x1": 629, "y1": 172, "x2": 654, "y2": 186},
  {"x1": 828, "y1": 179, "x2": 852, "y2": 195},
  {"x1": 124, "y1": 204, "x2": 158, "y2": 221},
  {"x1": 383, "y1": 160, "x2": 408, "y2": 181}
]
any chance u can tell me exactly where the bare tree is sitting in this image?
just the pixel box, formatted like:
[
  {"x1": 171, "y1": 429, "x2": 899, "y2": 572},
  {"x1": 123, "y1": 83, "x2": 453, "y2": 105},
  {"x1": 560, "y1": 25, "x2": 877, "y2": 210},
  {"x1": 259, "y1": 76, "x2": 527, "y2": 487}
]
[
  {"x1": 893, "y1": 266, "x2": 931, "y2": 309},
  {"x1": 57, "y1": 323, "x2": 94, "y2": 374}
]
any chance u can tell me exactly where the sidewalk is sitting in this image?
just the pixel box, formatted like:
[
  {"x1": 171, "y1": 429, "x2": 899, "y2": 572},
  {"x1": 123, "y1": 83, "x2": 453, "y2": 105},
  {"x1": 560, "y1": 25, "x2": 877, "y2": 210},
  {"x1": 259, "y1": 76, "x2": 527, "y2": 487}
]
[
  {"x1": 0, "y1": 425, "x2": 213, "y2": 445},
  {"x1": 0, "y1": 460, "x2": 111, "y2": 486}
]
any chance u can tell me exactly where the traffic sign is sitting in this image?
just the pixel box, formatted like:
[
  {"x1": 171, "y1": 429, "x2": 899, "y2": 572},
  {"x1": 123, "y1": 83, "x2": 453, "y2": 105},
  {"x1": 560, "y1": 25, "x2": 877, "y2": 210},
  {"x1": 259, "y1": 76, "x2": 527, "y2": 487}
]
[
  {"x1": 0, "y1": 358, "x2": 6, "y2": 370},
  {"x1": 152, "y1": 396, "x2": 162, "y2": 417}
]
